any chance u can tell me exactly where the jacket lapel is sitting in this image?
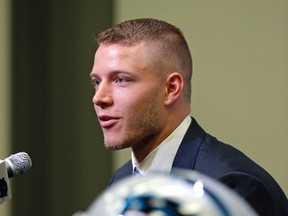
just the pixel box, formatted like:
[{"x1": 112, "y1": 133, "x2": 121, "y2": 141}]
[{"x1": 172, "y1": 117, "x2": 206, "y2": 170}]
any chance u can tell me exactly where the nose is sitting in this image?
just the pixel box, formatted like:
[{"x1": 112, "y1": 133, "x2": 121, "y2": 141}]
[{"x1": 92, "y1": 82, "x2": 113, "y2": 108}]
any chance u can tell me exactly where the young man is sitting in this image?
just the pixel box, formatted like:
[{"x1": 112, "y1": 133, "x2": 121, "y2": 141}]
[{"x1": 90, "y1": 18, "x2": 288, "y2": 215}]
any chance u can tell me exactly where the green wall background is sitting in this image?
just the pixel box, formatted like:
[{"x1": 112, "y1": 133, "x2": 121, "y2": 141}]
[{"x1": 113, "y1": 0, "x2": 288, "y2": 195}]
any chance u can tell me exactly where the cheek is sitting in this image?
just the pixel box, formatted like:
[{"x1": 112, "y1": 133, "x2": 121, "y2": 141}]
[
  {"x1": 116, "y1": 83, "x2": 165, "y2": 114},
  {"x1": 126, "y1": 92, "x2": 154, "y2": 109},
  {"x1": 130, "y1": 92, "x2": 162, "y2": 116},
  {"x1": 94, "y1": 105, "x2": 100, "y2": 114}
]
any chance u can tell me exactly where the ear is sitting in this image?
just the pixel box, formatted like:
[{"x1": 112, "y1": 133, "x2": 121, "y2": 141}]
[{"x1": 164, "y1": 72, "x2": 184, "y2": 105}]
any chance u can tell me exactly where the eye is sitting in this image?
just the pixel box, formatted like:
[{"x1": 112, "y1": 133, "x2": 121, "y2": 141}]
[
  {"x1": 91, "y1": 79, "x2": 101, "y2": 89},
  {"x1": 117, "y1": 77, "x2": 126, "y2": 83},
  {"x1": 115, "y1": 76, "x2": 130, "y2": 86}
]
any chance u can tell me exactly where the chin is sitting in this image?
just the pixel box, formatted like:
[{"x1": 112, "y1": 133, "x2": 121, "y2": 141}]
[{"x1": 104, "y1": 140, "x2": 131, "y2": 151}]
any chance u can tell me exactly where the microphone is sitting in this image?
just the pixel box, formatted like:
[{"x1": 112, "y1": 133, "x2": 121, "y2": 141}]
[
  {"x1": 0, "y1": 152, "x2": 32, "y2": 205},
  {"x1": 4, "y1": 152, "x2": 32, "y2": 178}
]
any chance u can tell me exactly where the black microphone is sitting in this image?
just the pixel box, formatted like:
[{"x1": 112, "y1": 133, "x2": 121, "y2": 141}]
[{"x1": 4, "y1": 152, "x2": 32, "y2": 178}]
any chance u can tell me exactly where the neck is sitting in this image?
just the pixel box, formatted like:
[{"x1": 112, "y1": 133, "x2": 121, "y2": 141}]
[{"x1": 132, "y1": 111, "x2": 190, "y2": 164}]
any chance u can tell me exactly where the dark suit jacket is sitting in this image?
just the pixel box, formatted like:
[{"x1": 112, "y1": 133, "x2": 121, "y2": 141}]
[{"x1": 109, "y1": 118, "x2": 288, "y2": 216}]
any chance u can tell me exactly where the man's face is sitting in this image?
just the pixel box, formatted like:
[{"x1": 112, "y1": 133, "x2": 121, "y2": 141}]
[{"x1": 90, "y1": 43, "x2": 166, "y2": 150}]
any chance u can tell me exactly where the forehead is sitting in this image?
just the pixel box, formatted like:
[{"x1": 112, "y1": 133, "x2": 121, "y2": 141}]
[
  {"x1": 96, "y1": 43, "x2": 148, "y2": 60},
  {"x1": 93, "y1": 43, "x2": 156, "y2": 74}
]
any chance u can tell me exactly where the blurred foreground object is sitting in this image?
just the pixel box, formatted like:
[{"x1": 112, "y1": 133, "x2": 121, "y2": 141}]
[{"x1": 75, "y1": 169, "x2": 257, "y2": 216}]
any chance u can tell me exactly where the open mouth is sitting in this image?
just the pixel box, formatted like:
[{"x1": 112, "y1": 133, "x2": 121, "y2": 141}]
[
  {"x1": 100, "y1": 116, "x2": 112, "y2": 121},
  {"x1": 98, "y1": 115, "x2": 120, "y2": 127}
]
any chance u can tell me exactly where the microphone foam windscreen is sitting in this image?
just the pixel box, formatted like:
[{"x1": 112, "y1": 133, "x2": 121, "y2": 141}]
[{"x1": 8, "y1": 152, "x2": 32, "y2": 177}]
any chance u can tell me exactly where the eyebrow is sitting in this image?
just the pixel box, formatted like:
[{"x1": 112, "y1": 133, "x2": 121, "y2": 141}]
[
  {"x1": 90, "y1": 70, "x2": 134, "y2": 79},
  {"x1": 89, "y1": 72, "x2": 98, "y2": 79}
]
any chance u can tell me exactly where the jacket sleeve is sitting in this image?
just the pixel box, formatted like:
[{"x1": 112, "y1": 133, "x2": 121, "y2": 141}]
[{"x1": 218, "y1": 171, "x2": 282, "y2": 216}]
